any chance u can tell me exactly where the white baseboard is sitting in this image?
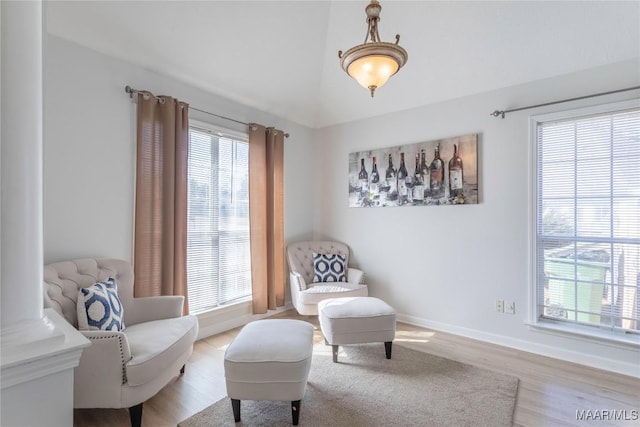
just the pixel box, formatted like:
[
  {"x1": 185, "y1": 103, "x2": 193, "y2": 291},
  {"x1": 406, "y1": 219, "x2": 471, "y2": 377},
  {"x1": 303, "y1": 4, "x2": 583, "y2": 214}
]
[
  {"x1": 396, "y1": 313, "x2": 639, "y2": 378},
  {"x1": 196, "y1": 302, "x2": 294, "y2": 340}
]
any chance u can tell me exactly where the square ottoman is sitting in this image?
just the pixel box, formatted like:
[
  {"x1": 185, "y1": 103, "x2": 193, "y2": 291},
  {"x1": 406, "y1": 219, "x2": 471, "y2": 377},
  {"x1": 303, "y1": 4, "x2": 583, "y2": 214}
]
[
  {"x1": 224, "y1": 319, "x2": 314, "y2": 425},
  {"x1": 318, "y1": 296, "x2": 396, "y2": 363}
]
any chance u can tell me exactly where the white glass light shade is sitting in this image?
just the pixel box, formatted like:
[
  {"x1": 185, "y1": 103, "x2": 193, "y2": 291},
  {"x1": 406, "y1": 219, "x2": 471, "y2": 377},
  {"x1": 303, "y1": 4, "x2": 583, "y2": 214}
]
[
  {"x1": 347, "y1": 55, "x2": 399, "y2": 90},
  {"x1": 339, "y1": 41, "x2": 408, "y2": 97}
]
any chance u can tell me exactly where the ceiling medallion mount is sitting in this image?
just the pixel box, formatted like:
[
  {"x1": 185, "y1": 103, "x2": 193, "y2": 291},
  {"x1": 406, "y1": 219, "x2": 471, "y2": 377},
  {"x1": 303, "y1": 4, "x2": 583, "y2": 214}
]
[{"x1": 338, "y1": 0, "x2": 408, "y2": 97}]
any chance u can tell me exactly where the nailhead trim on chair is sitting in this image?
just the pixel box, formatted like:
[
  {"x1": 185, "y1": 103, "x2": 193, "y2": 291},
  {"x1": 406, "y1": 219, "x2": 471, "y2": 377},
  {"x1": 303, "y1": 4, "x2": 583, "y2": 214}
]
[{"x1": 86, "y1": 333, "x2": 129, "y2": 384}]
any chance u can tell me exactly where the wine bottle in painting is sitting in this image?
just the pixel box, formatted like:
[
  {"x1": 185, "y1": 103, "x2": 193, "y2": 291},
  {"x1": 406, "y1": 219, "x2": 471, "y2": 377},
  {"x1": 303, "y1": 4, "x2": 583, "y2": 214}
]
[
  {"x1": 405, "y1": 156, "x2": 414, "y2": 205},
  {"x1": 420, "y1": 149, "x2": 430, "y2": 199},
  {"x1": 358, "y1": 158, "x2": 368, "y2": 198},
  {"x1": 448, "y1": 144, "x2": 464, "y2": 198},
  {"x1": 429, "y1": 143, "x2": 444, "y2": 199},
  {"x1": 412, "y1": 154, "x2": 424, "y2": 204},
  {"x1": 397, "y1": 152, "x2": 409, "y2": 205},
  {"x1": 385, "y1": 154, "x2": 398, "y2": 203},
  {"x1": 370, "y1": 156, "x2": 380, "y2": 195}
]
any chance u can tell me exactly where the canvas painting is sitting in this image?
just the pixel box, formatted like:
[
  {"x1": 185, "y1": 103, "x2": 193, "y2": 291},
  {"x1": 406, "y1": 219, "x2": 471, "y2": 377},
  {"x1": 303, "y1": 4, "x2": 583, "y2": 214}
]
[{"x1": 348, "y1": 133, "x2": 478, "y2": 208}]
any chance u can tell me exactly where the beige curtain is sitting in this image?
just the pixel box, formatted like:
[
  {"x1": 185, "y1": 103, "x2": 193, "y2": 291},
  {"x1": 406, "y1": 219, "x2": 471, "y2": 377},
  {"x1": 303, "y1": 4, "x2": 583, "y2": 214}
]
[
  {"x1": 249, "y1": 125, "x2": 285, "y2": 314},
  {"x1": 134, "y1": 92, "x2": 189, "y2": 313}
]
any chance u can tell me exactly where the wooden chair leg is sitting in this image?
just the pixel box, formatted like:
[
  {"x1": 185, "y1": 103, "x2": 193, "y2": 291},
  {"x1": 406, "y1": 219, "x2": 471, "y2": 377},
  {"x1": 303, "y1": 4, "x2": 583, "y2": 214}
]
[
  {"x1": 128, "y1": 403, "x2": 143, "y2": 427},
  {"x1": 385, "y1": 341, "x2": 393, "y2": 359},
  {"x1": 231, "y1": 399, "x2": 241, "y2": 422},
  {"x1": 180, "y1": 364, "x2": 185, "y2": 374},
  {"x1": 291, "y1": 400, "x2": 302, "y2": 425},
  {"x1": 332, "y1": 345, "x2": 339, "y2": 363}
]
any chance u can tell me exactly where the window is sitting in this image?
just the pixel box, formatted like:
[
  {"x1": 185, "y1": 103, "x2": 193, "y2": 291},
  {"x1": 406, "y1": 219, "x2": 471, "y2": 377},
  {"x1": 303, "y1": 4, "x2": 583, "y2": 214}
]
[
  {"x1": 187, "y1": 124, "x2": 252, "y2": 314},
  {"x1": 532, "y1": 100, "x2": 640, "y2": 341}
]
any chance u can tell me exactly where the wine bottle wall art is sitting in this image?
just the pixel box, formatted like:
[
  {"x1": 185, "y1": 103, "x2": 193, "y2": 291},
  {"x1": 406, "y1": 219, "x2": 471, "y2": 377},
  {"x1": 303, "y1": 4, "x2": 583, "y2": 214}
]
[{"x1": 348, "y1": 133, "x2": 478, "y2": 208}]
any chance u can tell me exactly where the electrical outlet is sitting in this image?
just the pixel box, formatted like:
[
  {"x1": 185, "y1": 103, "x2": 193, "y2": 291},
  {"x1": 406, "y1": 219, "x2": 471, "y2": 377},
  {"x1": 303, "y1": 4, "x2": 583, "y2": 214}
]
[
  {"x1": 495, "y1": 299, "x2": 504, "y2": 313},
  {"x1": 505, "y1": 301, "x2": 515, "y2": 314}
]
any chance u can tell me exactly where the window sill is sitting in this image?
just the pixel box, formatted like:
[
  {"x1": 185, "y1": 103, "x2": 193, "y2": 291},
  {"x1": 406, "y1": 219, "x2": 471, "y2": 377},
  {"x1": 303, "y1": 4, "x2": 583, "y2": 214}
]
[
  {"x1": 527, "y1": 320, "x2": 640, "y2": 350},
  {"x1": 193, "y1": 297, "x2": 293, "y2": 340},
  {"x1": 192, "y1": 297, "x2": 253, "y2": 318}
]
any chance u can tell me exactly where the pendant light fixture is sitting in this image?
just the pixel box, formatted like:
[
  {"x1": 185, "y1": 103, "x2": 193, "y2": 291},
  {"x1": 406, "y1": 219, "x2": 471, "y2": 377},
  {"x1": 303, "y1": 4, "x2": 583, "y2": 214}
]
[{"x1": 338, "y1": 0, "x2": 408, "y2": 97}]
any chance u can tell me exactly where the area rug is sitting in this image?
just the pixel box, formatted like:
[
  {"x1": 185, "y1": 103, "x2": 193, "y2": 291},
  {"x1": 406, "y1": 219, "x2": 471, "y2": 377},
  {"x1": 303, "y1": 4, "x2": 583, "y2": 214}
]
[{"x1": 179, "y1": 343, "x2": 518, "y2": 427}]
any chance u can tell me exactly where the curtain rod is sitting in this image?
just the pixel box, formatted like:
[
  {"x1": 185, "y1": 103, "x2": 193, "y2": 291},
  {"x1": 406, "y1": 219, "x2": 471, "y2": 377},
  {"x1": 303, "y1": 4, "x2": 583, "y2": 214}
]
[
  {"x1": 124, "y1": 85, "x2": 289, "y2": 138},
  {"x1": 490, "y1": 86, "x2": 640, "y2": 119}
]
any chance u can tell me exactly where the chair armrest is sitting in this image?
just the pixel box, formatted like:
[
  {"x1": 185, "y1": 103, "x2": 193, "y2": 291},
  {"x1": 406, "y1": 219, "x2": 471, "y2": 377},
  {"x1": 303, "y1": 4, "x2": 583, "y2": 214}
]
[
  {"x1": 126, "y1": 295, "x2": 184, "y2": 325},
  {"x1": 348, "y1": 268, "x2": 365, "y2": 285},
  {"x1": 74, "y1": 330, "x2": 132, "y2": 407},
  {"x1": 289, "y1": 272, "x2": 307, "y2": 314},
  {"x1": 290, "y1": 271, "x2": 308, "y2": 291}
]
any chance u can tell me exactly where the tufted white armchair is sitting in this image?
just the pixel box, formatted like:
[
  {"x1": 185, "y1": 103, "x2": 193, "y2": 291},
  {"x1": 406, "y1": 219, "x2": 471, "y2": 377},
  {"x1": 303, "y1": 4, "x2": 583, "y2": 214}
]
[
  {"x1": 286, "y1": 241, "x2": 368, "y2": 315},
  {"x1": 43, "y1": 258, "x2": 199, "y2": 427}
]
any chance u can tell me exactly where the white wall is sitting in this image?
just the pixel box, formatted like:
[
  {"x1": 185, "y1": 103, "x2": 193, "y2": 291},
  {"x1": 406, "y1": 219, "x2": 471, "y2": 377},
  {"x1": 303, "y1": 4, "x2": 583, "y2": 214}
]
[
  {"x1": 43, "y1": 33, "x2": 639, "y2": 376},
  {"x1": 43, "y1": 35, "x2": 314, "y2": 263},
  {"x1": 313, "y1": 59, "x2": 640, "y2": 376}
]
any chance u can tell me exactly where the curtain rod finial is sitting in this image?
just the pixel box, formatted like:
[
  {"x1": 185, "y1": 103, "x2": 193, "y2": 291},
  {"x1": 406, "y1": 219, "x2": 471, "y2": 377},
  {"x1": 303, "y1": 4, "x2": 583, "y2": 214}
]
[{"x1": 490, "y1": 110, "x2": 505, "y2": 119}]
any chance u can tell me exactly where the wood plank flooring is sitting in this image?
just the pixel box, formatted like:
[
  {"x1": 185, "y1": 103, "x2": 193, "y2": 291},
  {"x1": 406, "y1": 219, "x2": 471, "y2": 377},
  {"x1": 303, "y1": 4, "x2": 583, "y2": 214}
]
[{"x1": 74, "y1": 310, "x2": 639, "y2": 426}]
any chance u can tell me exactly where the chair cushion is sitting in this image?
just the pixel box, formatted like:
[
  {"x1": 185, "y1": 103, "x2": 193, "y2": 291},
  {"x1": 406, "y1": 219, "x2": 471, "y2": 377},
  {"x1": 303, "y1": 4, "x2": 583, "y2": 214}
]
[
  {"x1": 312, "y1": 252, "x2": 347, "y2": 283},
  {"x1": 77, "y1": 278, "x2": 125, "y2": 331},
  {"x1": 225, "y1": 320, "x2": 313, "y2": 365},
  {"x1": 124, "y1": 315, "x2": 198, "y2": 386},
  {"x1": 319, "y1": 297, "x2": 396, "y2": 319},
  {"x1": 298, "y1": 283, "x2": 368, "y2": 305}
]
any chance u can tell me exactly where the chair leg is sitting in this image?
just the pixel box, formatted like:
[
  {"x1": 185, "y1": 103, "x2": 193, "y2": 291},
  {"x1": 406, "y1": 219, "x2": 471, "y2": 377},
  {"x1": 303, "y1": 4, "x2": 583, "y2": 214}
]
[
  {"x1": 180, "y1": 364, "x2": 185, "y2": 374},
  {"x1": 291, "y1": 400, "x2": 302, "y2": 425},
  {"x1": 231, "y1": 398, "x2": 241, "y2": 422},
  {"x1": 332, "y1": 345, "x2": 339, "y2": 363},
  {"x1": 385, "y1": 341, "x2": 393, "y2": 359},
  {"x1": 128, "y1": 403, "x2": 143, "y2": 427}
]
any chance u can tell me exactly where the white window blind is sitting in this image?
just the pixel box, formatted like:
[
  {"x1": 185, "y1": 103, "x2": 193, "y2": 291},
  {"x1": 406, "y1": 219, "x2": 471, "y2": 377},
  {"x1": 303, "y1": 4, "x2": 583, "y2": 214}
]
[
  {"x1": 534, "y1": 101, "x2": 640, "y2": 337},
  {"x1": 187, "y1": 126, "x2": 252, "y2": 314}
]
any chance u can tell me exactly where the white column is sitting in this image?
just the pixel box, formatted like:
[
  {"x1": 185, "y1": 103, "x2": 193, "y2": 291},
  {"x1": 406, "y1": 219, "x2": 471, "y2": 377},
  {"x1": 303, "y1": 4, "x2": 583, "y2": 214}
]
[
  {"x1": 1, "y1": 0, "x2": 44, "y2": 327},
  {"x1": 1, "y1": 3, "x2": 90, "y2": 426}
]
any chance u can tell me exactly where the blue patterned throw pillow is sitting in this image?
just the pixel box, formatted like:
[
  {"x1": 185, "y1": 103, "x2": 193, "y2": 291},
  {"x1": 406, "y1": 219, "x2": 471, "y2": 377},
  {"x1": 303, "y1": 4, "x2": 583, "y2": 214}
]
[
  {"x1": 77, "y1": 277, "x2": 124, "y2": 331},
  {"x1": 312, "y1": 252, "x2": 347, "y2": 283}
]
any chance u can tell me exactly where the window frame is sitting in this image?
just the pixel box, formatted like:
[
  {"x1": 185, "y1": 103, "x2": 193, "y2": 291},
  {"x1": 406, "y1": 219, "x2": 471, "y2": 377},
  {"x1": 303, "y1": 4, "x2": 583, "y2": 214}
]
[
  {"x1": 528, "y1": 98, "x2": 640, "y2": 347},
  {"x1": 187, "y1": 120, "x2": 252, "y2": 315}
]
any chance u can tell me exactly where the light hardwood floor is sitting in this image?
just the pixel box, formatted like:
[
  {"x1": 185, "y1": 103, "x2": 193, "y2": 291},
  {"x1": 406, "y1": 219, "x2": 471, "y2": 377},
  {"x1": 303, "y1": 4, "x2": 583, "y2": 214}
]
[{"x1": 74, "y1": 310, "x2": 639, "y2": 426}]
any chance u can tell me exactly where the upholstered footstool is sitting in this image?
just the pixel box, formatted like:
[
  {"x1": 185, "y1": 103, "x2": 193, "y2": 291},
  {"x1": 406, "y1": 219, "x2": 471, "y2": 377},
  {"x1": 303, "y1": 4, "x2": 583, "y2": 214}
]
[
  {"x1": 224, "y1": 319, "x2": 314, "y2": 425},
  {"x1": 318, "y1": 297, "x2": 396, "y2": 363}
]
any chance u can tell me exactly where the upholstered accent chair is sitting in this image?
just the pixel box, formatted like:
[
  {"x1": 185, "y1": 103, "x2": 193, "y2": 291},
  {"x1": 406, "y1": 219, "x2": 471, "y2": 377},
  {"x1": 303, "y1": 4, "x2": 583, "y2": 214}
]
[
  {"x1": 43, "y1": 258, "x2": 199, "y2": 427},
  {"x1": 286, "y1": 241, "x2": 368, "y2": 315}
]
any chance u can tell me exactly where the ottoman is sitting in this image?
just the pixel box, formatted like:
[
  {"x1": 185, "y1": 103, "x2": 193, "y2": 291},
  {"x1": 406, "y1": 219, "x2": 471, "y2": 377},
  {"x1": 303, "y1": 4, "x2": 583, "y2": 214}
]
[
  {"x1": 318, "y1": 297, "x2": 396, "y2": 363},
  {"x1": 224, "y1": 319, "x2": 314, "y2": 425}
]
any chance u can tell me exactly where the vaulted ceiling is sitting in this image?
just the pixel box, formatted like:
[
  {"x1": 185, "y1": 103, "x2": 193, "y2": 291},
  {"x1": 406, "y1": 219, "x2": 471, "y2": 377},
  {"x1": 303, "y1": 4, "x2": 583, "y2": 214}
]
[{"x1": 46, "y1": 1, "x2": 640, "y2": 128}]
